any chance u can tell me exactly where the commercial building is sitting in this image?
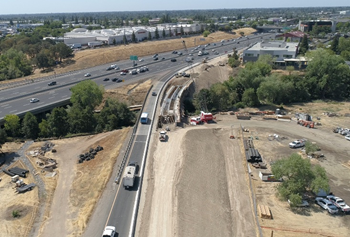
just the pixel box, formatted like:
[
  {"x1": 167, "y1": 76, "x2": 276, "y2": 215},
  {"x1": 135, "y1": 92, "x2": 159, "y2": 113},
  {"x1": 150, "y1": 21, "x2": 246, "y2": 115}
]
[
  {"x1": 298, "y1": 20, "x2": 336, "y2": 33},
  {"x1": 63, "y1": 24, "x2": 202, "y2": 46}
]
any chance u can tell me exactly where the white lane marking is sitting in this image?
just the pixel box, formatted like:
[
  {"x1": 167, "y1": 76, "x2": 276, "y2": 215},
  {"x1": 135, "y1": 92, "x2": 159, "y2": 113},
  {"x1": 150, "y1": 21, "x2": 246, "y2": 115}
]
[
  {"x1": 1, "y1": 104, "x2": 9, "y2": 107},
  {"x1": 9, "y1": 110, "x2": 17, "y2": 113}
]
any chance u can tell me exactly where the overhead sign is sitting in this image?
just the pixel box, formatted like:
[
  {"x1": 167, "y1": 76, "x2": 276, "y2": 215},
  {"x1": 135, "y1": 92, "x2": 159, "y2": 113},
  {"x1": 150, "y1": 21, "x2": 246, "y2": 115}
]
[{"x1": 130, "y1": 55, "x2": 138, "y2": 60}]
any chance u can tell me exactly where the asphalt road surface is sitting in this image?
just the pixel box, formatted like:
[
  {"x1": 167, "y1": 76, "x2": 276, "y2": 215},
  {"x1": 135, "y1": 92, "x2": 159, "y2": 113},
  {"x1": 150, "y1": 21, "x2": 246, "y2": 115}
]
[{"x1": 0, "y1": 33, "x2": 275, "y2": 121}]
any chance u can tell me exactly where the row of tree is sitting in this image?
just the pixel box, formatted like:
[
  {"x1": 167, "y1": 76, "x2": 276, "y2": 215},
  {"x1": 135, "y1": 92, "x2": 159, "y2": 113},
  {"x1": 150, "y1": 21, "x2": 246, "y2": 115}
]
[
  {"x1": 0, "y1": 80, "x2": 135, "y2": 142},
  {"x1": 189, "y1": 49, "x2": 350, "y2": 113}
]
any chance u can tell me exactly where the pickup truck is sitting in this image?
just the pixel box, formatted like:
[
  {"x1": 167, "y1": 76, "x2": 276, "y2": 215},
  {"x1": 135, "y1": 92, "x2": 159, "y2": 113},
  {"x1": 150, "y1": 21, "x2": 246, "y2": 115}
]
[{"x1": 289, "y1": 139, "x2": 306, "y2": 148}]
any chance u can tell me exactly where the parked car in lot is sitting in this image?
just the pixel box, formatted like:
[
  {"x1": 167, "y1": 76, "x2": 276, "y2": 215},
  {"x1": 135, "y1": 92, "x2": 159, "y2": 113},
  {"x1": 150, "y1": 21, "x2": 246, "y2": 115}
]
[
  {"x1": 345, "y1": 135, "x2": 350, "y2": 141},
  {"x1": 48, "y1": 81, "x2": 57, "y2": 86},
  {"x1": 315, "y1": 197, "x2": 338, "y2": 214},
  {"x1": 326, "y1": 195, "x2": 350, "y2": 213},
  {"x1": 102, "y1": 226, "x2": 116, "y2": 237},
  {"x1": 84, "y1": 73, "x2": 91, "y2": 77},
  {"x1": 30, "y1": 98, "x2": 39, "y2": 103}
]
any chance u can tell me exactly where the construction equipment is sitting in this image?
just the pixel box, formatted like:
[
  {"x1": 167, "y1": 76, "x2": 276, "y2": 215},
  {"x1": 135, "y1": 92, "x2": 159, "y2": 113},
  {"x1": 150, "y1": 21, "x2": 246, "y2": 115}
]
[
  {"x1": 297, "y1": 119, "x2": 315, "y2": 128},
  {"x1": 159, "y1": 131, "x2": 167, "y2": 142}
]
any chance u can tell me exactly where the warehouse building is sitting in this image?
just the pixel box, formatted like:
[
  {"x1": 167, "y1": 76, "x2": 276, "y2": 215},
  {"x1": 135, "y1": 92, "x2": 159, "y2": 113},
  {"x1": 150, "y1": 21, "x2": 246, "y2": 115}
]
[{"x1": 63, "y1": 24, "x2": 202, "y2": 46}]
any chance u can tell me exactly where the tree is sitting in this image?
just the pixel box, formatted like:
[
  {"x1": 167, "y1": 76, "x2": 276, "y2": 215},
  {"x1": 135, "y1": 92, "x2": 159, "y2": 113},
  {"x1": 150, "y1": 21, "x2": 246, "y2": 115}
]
[
  {"x1": 162, "y1": 29, "x2": 166, "y2": 38},
  {"x1": 22, "y1": 112, "x2": 38, "y2": 139},
  {"x1": 203, "y1": 30, "x2": 210, "y2": 37},
  {"x1": 272, "y1": 153, "x2": 329, "y2": 204},
  {"x1": 39, "y1": 119, "x2": 50, "y2": 137},
  {"x1": 239, "y1": 32, "x2": 245, "y2": 36},
  {"x1": 48, "y1": 107, "x2": 68, "y2": 137},
  {"x1": 242, "y1": 88, "x2": 259, "y2": 107},
  {"x1": 155, "y1": 27, "x2": 159, "y2": 39},
  {"x1": 70, "y1": 80, "x2": 104, "y2": 110},
  {"x1": 148, "y1": 32, "x2": 152, "y2": 41},
  {"x1": 132, "y1": 31, "x2": 136, "y2": 43},
  {"x1": 123, "y1": 34, "x2": 127, "y2": 45},
  {"x1": 228, "y1": 57, "x2": 240, "y2": 68},
  {"x1": 305, "y1": 49, "x2": 350, "y2": 99},
  {"x1": 4, "y1": 114, "x2": 20, "y2": 137},
  {"x1": 304, "y1": 141, "x2": 319, "y2": 155},
  {"x1": 330, "y1": 35, "x2": 339, "y2": 54},
  {"x1": 299, "y1": 34, "x2": 309, "y2": 55},
  {"x1": 180, "y1": 26, "x2": 184, "y2": 35},
  {"x1": 0, "y1": 128, "x2": 7, "y2": 145},
  {"x1": 68, "y1": 105, "x2": 96, "y2": 133}
]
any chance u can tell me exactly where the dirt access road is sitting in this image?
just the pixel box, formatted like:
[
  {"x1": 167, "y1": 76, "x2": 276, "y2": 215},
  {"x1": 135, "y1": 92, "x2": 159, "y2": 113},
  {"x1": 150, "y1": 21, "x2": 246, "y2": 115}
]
[{"x1": 137, "y1": 126, "x2": 256, "y2": 237}]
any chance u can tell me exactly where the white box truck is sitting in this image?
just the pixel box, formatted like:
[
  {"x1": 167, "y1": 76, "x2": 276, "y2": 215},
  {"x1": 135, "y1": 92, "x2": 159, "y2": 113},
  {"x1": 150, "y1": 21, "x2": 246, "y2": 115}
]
[{"x1": 123, "y1": 162, "x2": 137, "y2": 189}]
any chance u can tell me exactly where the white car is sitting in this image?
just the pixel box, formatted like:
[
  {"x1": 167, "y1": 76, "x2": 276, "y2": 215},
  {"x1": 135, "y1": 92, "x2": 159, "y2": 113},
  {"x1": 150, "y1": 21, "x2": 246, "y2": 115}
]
[
  {"x1": 326, "y1": 195, "x2": 350, "y2": 213},
  {"x1": 345, "y1": 135, "x2": 350, "y2": 141},
  {"x1": 30, "y1": 98, "x2": 39, "y2": 103},
  {"x1": 84, "y1": 73, "x2": 91, "y2": 77},
  {"x1": 102, "y1": 226, "x2": 115, "y2": 237},
  {"x1": 315, "y1": 197, "x2": 338, "y2": 214},
  {"x1": 139, "y1": 58, "x2": 144, "y2": 62},
  {"x1": 289, "y1": 139, "x2": 306, "y2": 148},
  {"x1": 120, "y1": 72, "x2": 126, "y2": 75}
]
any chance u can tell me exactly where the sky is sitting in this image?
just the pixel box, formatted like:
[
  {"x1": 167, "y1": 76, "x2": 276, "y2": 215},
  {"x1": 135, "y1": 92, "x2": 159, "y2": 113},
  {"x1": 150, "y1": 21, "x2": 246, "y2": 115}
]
[{"x1": 0, "y1": 0, "x2": 349, "y2": 15}]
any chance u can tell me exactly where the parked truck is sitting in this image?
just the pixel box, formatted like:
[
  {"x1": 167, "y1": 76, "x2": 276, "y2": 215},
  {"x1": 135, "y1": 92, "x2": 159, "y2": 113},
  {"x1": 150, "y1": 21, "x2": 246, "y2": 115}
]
[
  {"x1": 289, "y1": 139, "x2": 306, "y2": 148},
  {"x1": 159, "y1": 131, "x2": 167, "y2": 141},
  {"x1": 70, "y1": 43, "x2": 82, "y2": 49},
  {"x1": 123, "y1": 162, "x2": 137, "y2": 189}
]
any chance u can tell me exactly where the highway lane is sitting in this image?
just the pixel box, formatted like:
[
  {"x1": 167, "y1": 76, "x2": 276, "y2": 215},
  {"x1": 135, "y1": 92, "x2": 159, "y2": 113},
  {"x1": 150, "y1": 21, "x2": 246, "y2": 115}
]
[
  {"x1": 0, "y1": 33, "x2": 274, "y2": 104},
  {"x1": 105, "y1": 72, "x2": 168, "y2": 237}
]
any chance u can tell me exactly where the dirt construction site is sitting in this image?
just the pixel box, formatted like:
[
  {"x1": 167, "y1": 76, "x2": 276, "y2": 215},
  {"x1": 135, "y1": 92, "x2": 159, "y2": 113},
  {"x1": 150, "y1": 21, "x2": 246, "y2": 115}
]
[{"x1": 136, "y1": 56, "x2": 350, "y2": 236}]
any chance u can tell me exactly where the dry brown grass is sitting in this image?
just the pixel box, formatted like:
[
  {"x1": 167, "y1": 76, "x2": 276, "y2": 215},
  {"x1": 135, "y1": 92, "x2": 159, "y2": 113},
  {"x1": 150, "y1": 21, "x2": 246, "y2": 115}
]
[{"x1": 68, "y1": 128, "x2": 130, "y2": 236}]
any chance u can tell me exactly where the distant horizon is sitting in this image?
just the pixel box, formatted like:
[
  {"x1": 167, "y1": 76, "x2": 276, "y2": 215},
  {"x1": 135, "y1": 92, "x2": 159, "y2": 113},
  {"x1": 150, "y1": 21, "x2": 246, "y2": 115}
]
[{"x1": 0, "y1": 0, "x2": 349, "y2": 15}]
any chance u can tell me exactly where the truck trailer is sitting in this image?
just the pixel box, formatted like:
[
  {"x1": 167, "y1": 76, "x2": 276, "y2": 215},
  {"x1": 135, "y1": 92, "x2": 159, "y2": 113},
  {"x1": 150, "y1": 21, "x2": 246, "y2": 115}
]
[{"x1": 123, "y1": 162, "x2": 137, "y2": 189}]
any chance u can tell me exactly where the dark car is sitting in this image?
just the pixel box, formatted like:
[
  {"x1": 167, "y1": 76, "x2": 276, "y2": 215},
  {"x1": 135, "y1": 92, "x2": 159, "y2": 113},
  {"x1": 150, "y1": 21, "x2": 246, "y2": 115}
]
[
  {"x1": 161, "y1": 57, "x2": 165, "y2": 60},
  {"x1": 171, "y1": 58, "x2": 177, "y2": 62},
  {"x1": 48, "y1": 81, "x2": 57, "y2": 86},
  {"x1": 117, "y1": 79, "x2": 123, "y2": 83},
  {"x1": 153, "y1": 57, "x2": 159, "y2": 61},
  {"x1": 106, "y1": 67, "x2": 113, "y2": 71},
  {"x1": 112, "y1": 78, "x2": 118, "y2": 82},
  {"x1": 103, "y1": 78, "x2": 110, "y2": 81},
  {"x1": 152, "y1": 92, "x2": 157, "y2": 96},
  {"x1": 153, "y1": 54, "x2": 158, "y2": 58},
  {"x1": 172, "y1": 51, "x2": 177, "y2": 54},
  {"x1": 121, "y1": 69, "x2": 129, "y2": 73}
]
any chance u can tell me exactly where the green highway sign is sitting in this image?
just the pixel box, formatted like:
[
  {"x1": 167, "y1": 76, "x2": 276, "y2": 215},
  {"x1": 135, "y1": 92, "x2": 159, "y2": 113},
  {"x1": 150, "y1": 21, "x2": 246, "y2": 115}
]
[{"x1": 130, "y1": 55, "x2": 138, "y2": 60}]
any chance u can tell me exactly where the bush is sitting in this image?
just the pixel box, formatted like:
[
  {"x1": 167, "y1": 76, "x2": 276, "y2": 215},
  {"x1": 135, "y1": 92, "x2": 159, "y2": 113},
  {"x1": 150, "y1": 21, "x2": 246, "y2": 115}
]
[
  {"x1": 12, "y1": 210, "x2": 20, "y2": 218},
  {"x1": 228, "y1": 58, "x2": 240, "y2": 68},
  {"x1": 203, "y1": 30, "x2": 210, "y2": 37},
  {"x1": 234, "y1": 102, "x2": 245, "y2": 109},
  {"x1": 305, "y1": 141, "x2": 319, "y2": 155}
]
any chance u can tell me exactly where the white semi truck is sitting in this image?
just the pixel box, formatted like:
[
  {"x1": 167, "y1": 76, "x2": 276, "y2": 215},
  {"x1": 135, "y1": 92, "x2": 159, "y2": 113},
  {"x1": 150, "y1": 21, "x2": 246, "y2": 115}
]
[{"x1": 123, "y1": 162, "x2": 137, "y2": 189}]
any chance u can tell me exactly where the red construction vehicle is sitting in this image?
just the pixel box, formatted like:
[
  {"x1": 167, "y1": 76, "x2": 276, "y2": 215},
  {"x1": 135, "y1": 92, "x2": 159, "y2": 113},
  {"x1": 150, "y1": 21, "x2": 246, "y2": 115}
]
[
  {"x1": 190, "y1": 117, "x2": 202, "y2": 125},
  {"x1": 297, "y1": 119, "x2": 315, "y2": 128},
  {"x1": 200, "y1": 111, "x2": 214, "y2": 123}
]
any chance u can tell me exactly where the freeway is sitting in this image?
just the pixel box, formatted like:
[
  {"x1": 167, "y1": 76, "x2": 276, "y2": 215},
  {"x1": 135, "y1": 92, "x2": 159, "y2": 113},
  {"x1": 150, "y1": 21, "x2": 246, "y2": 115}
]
[
  {"x1": 0, "y1": 33, "x2": 275, "y2": 121},
  {"x1": 81, "y1": 34, "x2": 276, "y2": 237}
]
